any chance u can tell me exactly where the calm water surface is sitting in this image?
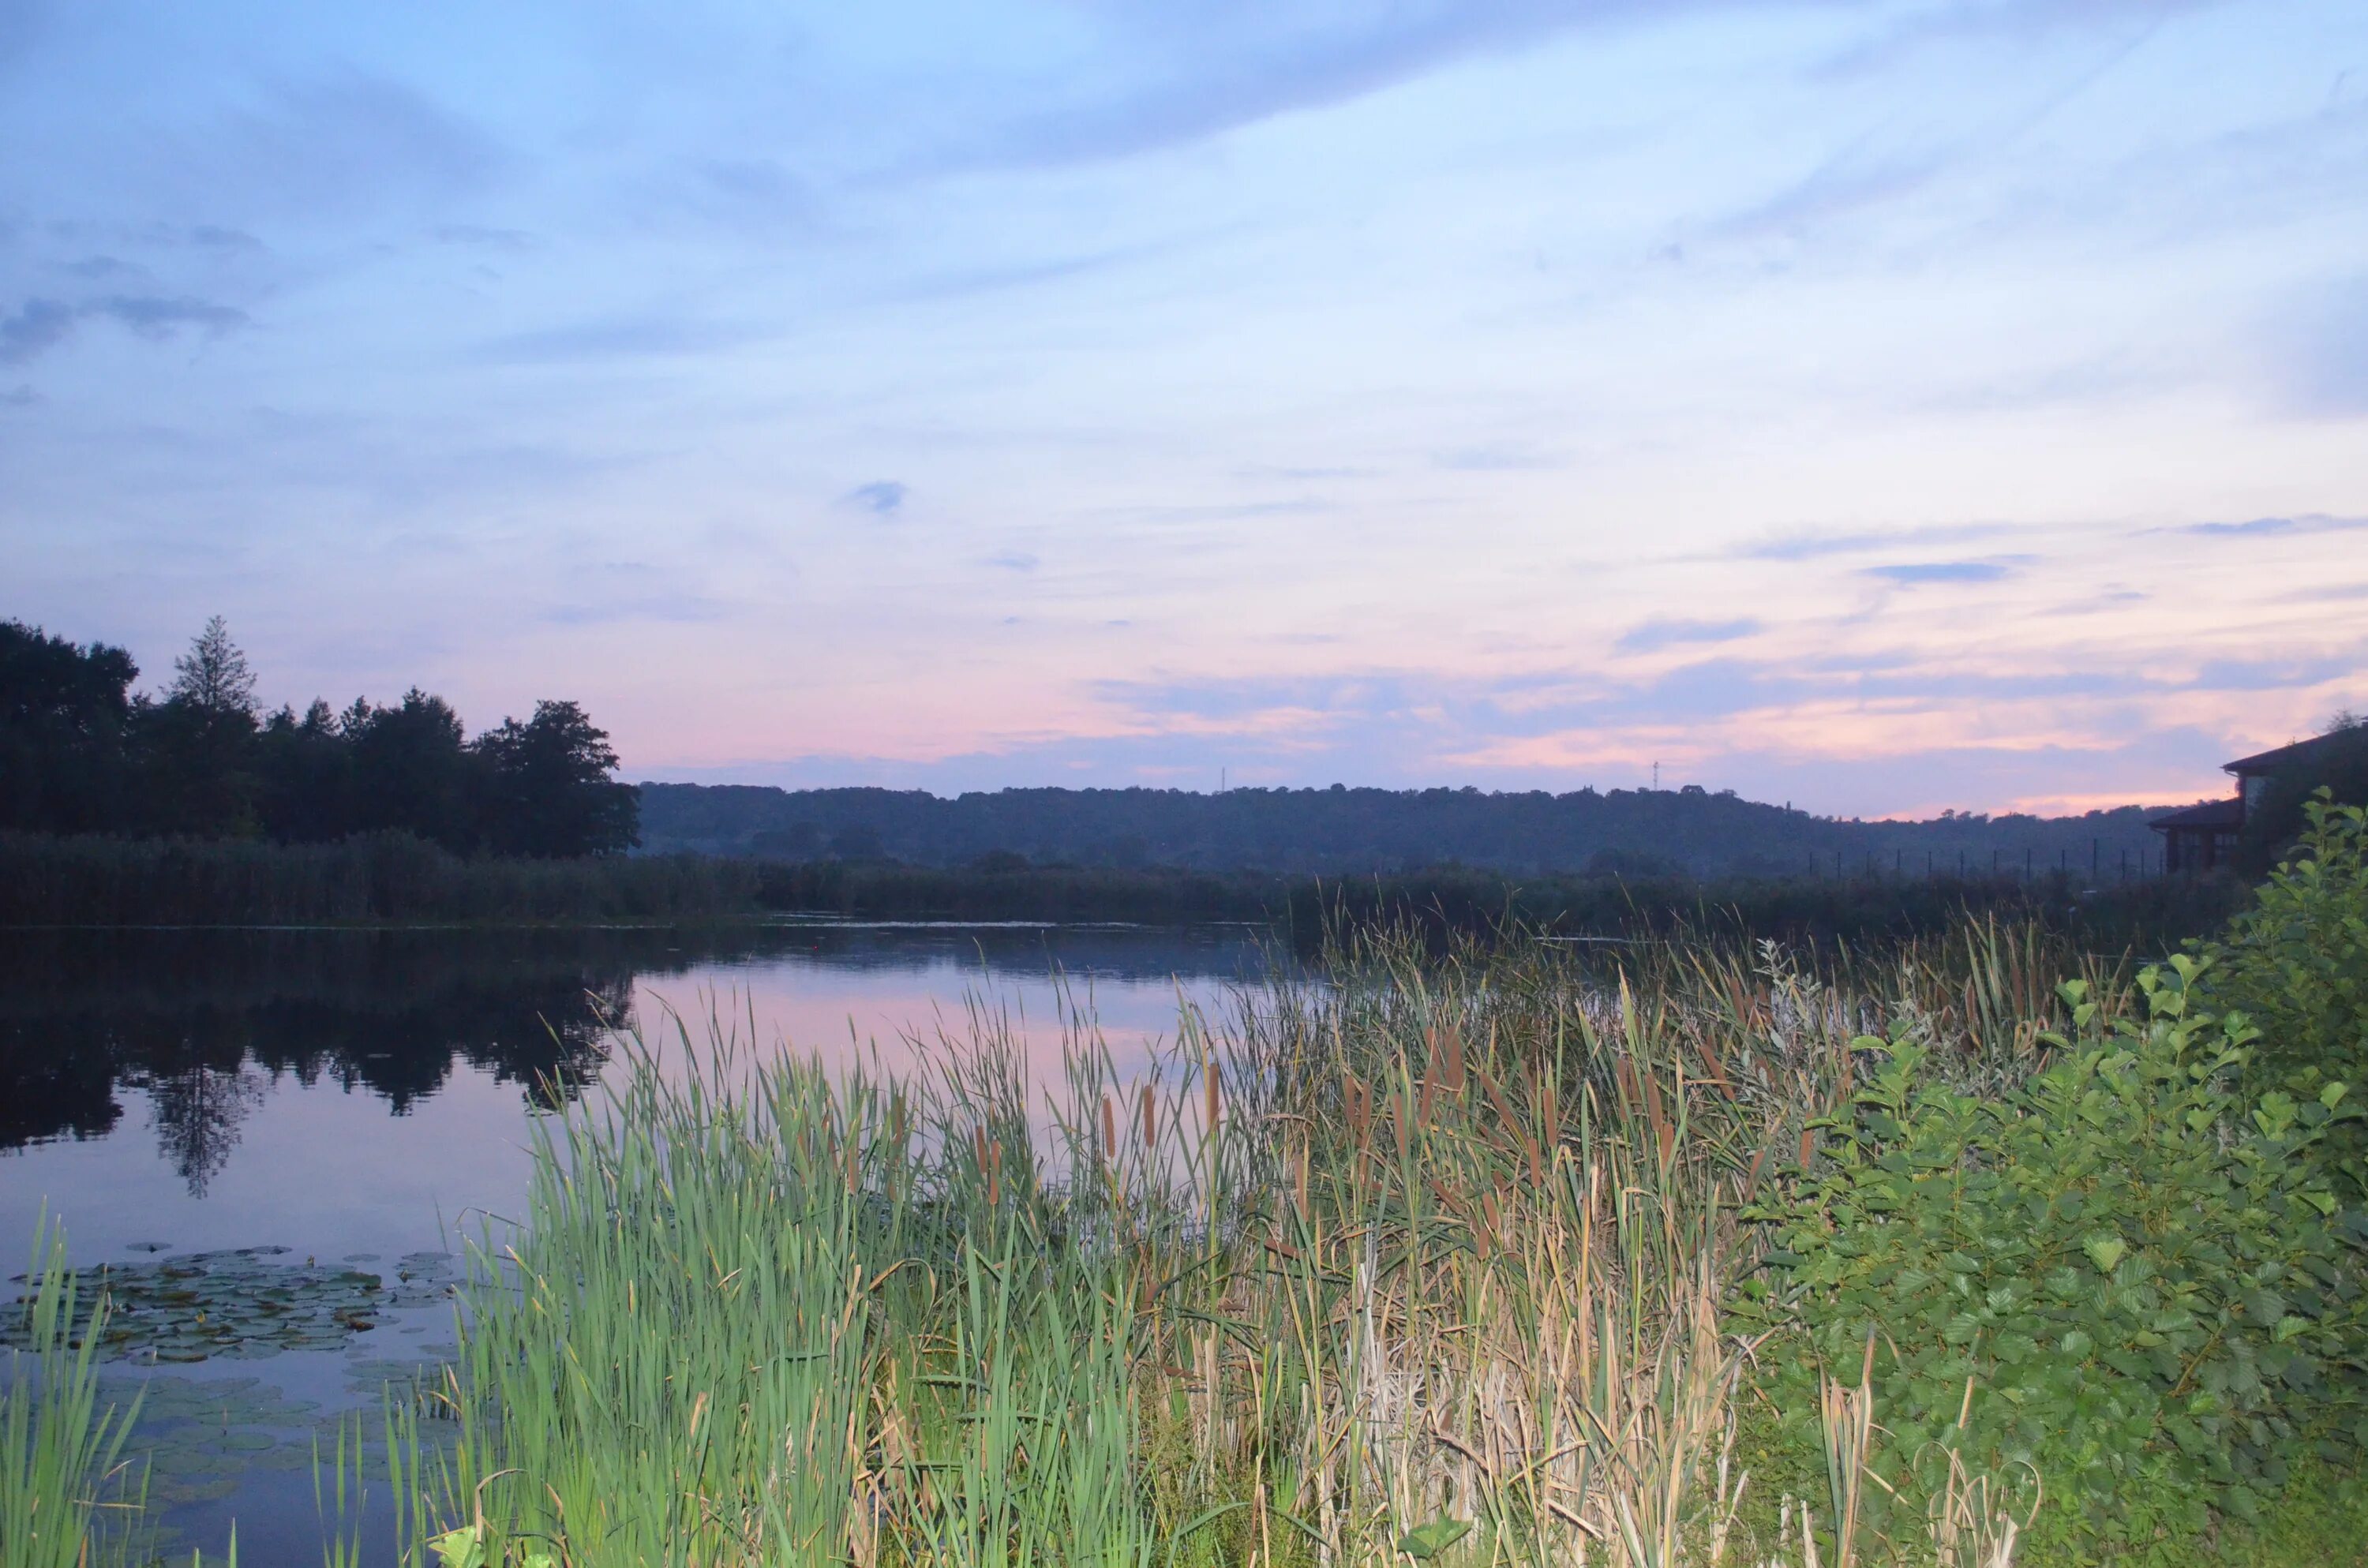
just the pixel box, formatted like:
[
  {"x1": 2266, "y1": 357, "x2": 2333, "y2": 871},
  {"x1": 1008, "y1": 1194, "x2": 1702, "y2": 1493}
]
[{"x1": 0, "y1": 921, "x2": 1271, "y2": 1563}]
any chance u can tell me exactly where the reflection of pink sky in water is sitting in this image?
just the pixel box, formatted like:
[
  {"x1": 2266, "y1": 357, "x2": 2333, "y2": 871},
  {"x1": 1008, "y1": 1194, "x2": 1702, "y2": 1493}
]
[
  {"x1": 2, "y1": 928, "x2": 1262, "y2": 1271},
  {"x1": 625, "y1": 961, "x2": 1229, "y2": 1081},
  {"x1": 615, "y1": 947, "x2": 1250, "y2": 1152}
]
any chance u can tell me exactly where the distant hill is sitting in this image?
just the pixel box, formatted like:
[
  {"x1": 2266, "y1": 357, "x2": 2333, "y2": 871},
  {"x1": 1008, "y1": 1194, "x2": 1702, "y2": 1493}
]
[{"x1": 635, "y1": 782, "x2": 2183, "y2": 881}]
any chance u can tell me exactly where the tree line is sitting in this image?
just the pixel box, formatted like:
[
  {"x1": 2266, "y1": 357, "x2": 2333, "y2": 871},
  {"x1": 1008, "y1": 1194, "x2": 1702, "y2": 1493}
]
[
  {"x1": 639, "y1": 780, "x2": 2180, "y2": 881},
  {"x1": 2, "y1": 616, "x2": 638, "y2": 857}
]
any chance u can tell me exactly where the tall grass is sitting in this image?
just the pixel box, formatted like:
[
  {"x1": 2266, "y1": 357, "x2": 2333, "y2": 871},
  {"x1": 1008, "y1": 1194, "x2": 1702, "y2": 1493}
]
[
  {"x1": 2, "y1": 1216, "x2": 147, "y2": 1568},
  {"x1": 403, "y1": 921, "x2": 2125, "y2": 1566}
]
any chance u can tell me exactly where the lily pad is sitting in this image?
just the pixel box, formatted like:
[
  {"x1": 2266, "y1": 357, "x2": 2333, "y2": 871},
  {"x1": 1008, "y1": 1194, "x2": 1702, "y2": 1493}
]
[{"x1": 6, "y1": 1248, "x2": 407, "y2": 1364}]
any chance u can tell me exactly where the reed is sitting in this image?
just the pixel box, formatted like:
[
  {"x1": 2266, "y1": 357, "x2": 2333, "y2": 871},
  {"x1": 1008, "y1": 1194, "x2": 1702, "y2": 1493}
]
[
  {"x1": 2, "y1": 1216, "x2": 148, "y2": 1568},
  {"x1": 398, "y1": 920, "x2": 2127, "y2": 1566},
  {"x1": 27, "y1": 904, "x2": 2355, "y2": 1563}
]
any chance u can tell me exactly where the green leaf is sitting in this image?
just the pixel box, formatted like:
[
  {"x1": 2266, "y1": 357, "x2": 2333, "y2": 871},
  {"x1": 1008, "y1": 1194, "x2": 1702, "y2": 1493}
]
[
  {"x1": 1397, "y1": 1517, "x2": 1473, "y2": 1559},
  {"x1": 2082, "y1": 1236, "x2": 2127, "y2": 1274}
]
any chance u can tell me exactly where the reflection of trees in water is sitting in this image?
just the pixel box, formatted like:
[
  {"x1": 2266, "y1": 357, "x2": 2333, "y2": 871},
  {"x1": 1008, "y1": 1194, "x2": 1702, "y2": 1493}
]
[
  {"x1": 0, "y1": 922, "x2": 1264, "y2": 1187},
  {"x1": 147, "y1": 1059, "x2": 267, "y2": 1196},
  {"x1": 0, "y1": 929, "x2": 665, "y2": 1183}
]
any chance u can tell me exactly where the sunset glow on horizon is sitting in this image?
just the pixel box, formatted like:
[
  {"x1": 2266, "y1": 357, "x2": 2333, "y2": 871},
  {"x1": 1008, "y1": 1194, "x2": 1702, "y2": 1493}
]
[{"x1": 5, "y1": 2, "x2": 2365, "y2": 818}]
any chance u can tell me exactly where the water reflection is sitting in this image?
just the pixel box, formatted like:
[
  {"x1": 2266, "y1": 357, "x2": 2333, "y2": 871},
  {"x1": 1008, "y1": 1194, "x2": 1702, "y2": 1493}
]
[
  {"x1": 0, "y1": 920, "x2": 1267, "y2": 1563},
  {"x1": 0, "y1": 928, "x2": 648, "y2": 1189},
  {"x1": 0, "y1": 922, "x2": 1268, "y2": 1195}
]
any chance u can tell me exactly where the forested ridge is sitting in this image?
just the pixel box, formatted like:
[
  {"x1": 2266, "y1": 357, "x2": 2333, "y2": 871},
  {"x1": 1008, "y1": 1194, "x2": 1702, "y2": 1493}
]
[{"x1": 639, "y1": 779, "x2": 2175, "y2": 880}]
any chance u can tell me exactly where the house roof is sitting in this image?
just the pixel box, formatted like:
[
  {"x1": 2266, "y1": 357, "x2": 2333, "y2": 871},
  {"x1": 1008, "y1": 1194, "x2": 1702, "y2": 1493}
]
[
  {"x1": 2226, "y1": 729, "x2": 2362, "y2": 776},
  {"x1": 2149, "y1": 798, "x2": 2245, "y2": 832}
]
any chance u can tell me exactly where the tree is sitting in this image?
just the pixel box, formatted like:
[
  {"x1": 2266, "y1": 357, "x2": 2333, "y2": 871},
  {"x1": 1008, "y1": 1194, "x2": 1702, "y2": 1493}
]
[
  {"x1": 349, "y1": 689, "x2": 480, "y2": 850},
  {"x1": 136, "y1": 616, "x2": 265, "y2": 836},
  {"x1": 168, "y1": 615, "x2": 258, "y2": 717},
  {"x1": 0, "y1": 619, "x2": 141, "y2": 831},
  {"x1": 475, "y1": 700, "x2": 639, "y2": 857},
  {"x1": 257, "y1": 698, "x2": 357, "y2": 842}
]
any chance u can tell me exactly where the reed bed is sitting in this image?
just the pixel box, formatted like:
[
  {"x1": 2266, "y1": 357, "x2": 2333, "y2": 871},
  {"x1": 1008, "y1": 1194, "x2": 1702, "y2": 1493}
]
[
  {"x1": 22, "y1": 902, "x2": 2355, "y2": 1565},
  {"x1": 395, "y1": 920, "x2": 2132, "y2": 1568}
]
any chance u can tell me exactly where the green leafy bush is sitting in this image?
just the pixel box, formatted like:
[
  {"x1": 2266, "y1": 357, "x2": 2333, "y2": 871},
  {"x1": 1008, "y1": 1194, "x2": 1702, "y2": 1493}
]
[
  {"x1": 2208, "y1": 793, "x2": 2368, "y2": 1085},
  {"x1": 1748, "y1": 956, "x2": 2368, "y2": 1562}
]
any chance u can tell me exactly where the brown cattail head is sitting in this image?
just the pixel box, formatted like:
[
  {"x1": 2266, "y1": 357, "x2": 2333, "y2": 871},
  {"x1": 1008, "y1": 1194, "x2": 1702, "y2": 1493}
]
[
  {"x1": 1204, "y1": 1057, "x2": 1221, "y2": 1135},
  {"x1": 1101, "y1": 1095, "x2": 1118, "y2": 1168},
  {"x1": 1141, "y1": 1081, "x2": 1158, "y2": 1148}
]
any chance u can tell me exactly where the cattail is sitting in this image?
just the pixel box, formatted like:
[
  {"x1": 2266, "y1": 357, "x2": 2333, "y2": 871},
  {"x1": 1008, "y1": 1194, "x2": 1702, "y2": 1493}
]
[
  {"x1": 1101, "y1": 1094, "x2": 1118, "y2": 1168},
  {"x1": 1204, "y1": 1057, "x2": 1221, "y2": 1136},
  {"x1": 1643, "y1": 1065, "x2": 1673, "y2": 1166},
  {"x1": 1141, "y1": 1080, "x2": 1158, "y2": 1147}
]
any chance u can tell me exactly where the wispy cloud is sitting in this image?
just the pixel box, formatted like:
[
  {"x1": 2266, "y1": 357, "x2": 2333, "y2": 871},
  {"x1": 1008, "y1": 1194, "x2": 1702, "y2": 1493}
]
[
  {"x1": 1863, "y1": 559, "x2": 2018, "y2": 586},
  {"x1": 0, "y1": 298, "x2": 73, "y2": 365},
  {"x1": 92, "y1": 294, "x2": 249, "y2": 339},
  {"x1": 0, "y1": 292, "x2": 248, "y2": 364},
  {"x1": 841, "y1": 481, "x2": 909, "y2": 516},
  {"x1": 2260, "y1": 273, "x2": 2368, "y2": 416},
  {"x1": 1616, "y1": 617, "x2": 1762, "y2": 655},
  {"x1": 1735, "y1": 523, "x2": 2010, "y2": 562},
  {"x1": 474, "y1": 314, "x2": 762, "y2": 363},
  {"x1": 2174, "y1": 513, "x2": 2368, "y2": 539}
]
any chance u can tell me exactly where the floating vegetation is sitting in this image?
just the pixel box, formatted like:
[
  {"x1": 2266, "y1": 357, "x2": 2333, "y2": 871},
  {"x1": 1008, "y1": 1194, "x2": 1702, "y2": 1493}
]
[{"x1": 3, "y1": 1247, "x2": 458, "y2": 1364}]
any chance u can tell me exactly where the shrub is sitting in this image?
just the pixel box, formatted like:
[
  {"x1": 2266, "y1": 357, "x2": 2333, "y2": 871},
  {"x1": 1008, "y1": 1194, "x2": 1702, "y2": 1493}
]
[
  {"x1": 1748, "y1": 956, "x2": 2368, "y2": 1562},
  {"x1": 2207, "y1": 792, "x2": 2368, "y2": 1085}
]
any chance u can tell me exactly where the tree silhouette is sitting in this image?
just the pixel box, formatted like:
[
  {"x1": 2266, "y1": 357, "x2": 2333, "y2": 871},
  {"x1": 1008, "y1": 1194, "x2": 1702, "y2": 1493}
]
[
  {"x1": 476, "y1": 700, "x2": 639, "y2": 857},
  {"x1": 169, "y1": 615, "x2": 258, "y2": 718}
]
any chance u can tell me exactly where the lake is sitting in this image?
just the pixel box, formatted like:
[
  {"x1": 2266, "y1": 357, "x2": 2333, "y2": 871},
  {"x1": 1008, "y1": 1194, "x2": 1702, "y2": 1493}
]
[{"x1": 0, "y1": 920, "x2": 1274, "y2": 1565}]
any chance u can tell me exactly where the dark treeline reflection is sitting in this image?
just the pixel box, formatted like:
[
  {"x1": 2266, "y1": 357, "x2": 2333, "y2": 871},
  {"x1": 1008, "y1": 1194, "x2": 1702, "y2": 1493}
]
[
  {"x1": 0, "y1": 922, "x2": 1270, "y2": 1193},
  {"x1": 0, "y1": 928, "x2": 667, "y2": 1192}
]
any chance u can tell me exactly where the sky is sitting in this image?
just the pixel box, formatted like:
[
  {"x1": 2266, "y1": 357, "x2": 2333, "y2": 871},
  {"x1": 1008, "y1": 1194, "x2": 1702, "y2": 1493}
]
[{"x1": 3, "y1": 0, "x2": 2365, "y2": 818}]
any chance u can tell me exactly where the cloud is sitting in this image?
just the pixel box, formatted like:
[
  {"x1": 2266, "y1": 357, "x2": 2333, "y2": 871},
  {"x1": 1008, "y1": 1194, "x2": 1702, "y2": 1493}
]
[
  {"x1": 1434, "y1": 442, "x2": 1561, "y2": 471},
  {"x1": 1711, "y1": 140, "x2": 1954, "y2": 241},
  {"x1": 1735, "y1": 522, "x2": 2010, "y2": 562},
  {"x1": 1, "y1": 382, "x2": 39, "y2": 407},
  {"x1": 64, "y1": 255, "x2": 143, "y2": 281},
  {"x1": 474, "y1": 314, "x2": 761, "y2": 363},
  {"x1": 432, "y1": 223, "x2": 534, "y2": 250},
  {"x1": 929, "y1": 2, "x2": 1688, "y2": 172},
  {"x1": 841, "y1": 481, "x2": 909, "y2": 516},
  {"x1": 0, "y1": 298, "x2": 73, "y2": 365},
  {"x1": 0, "y1": 293, "x2": 250, "y2": 364},
  {"x1": 983, "y1": 550, "x2": 1038, "y2": 571},
  {"x1": 208, "y1": 69, "x2": 500, "y2": 217},
  {"x1": 541, "y1": 592, "x2": 728, "y2": 627},
  {"x1": 92, "y1": 294, "x2": 249, "y2": 339},
  {"x1": 2261, "y1": 275, "x2": 2368, "y2": 416},
  {"x1": 1615, "y1": 617, "x2": 1763, "y2": 655},
  {"x1": 2283, "y1": 582, "x2": 2368, "y2": 604},
  {"x1": 1815, "y1": 0, "x2": 2206, "y2": 80},
  {"x1": 1862, "y1": 559, "x2": 2017, "y2": 585},
  {"x1": 2175, "y1": 513, "x2": 2368, "y2": 539}
]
